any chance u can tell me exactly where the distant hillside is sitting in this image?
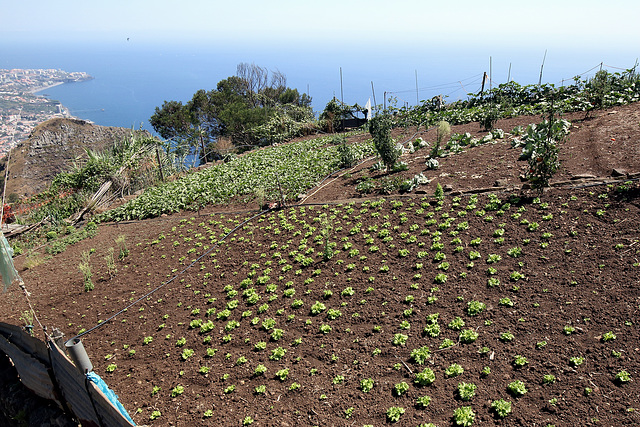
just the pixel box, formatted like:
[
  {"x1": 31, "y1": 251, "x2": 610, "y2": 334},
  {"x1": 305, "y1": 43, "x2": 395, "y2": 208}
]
[{"x1": 1, "y1": 118, "x2": 149, "y2": 198}]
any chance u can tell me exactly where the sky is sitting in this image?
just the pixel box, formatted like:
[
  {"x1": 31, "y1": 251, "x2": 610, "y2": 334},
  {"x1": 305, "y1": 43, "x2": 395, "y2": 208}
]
[{"x1": 1, "y1": 0, "x2": 639, "y2": 52}]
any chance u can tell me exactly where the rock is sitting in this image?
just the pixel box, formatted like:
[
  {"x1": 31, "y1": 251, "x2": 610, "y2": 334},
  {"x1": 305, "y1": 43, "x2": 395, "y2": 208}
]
[
  {"x1": 443, "y1": 184, "x2": 453, "y2": 192},
  {"x1": 611, "y1": 168, "x2": 627, "y2": 177},
  {"x1": 571, "y1": 173, "x2": 596, "y2": 180},
  {"x1": 5, "y1": 118, "x2": 150, "y2": 197},
  {"x1": 494, "y1": 178, "x2": 508, "y2": 187}
]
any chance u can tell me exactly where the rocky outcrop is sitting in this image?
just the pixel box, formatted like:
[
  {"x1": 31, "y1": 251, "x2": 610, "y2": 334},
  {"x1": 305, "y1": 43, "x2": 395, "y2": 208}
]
[{"x1": 3, "y1": 118, "x2": 149, "y2": 198}]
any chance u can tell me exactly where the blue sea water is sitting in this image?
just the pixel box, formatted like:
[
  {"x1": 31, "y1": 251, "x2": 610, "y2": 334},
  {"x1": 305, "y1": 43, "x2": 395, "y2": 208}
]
[{"x1": 2, "y1": 39, "x2": 638, "y2": 133}]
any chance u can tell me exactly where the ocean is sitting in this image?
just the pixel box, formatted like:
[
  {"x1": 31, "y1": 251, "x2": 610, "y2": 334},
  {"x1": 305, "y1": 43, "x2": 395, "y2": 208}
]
[{"x1": 2, "y1": 40, "x2": 638, "y2": 133}]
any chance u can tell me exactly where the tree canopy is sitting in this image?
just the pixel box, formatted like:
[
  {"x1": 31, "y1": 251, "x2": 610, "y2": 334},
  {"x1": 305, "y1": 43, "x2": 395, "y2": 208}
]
[{"x1": 150, "y1": 63, "x2": 313, "y2": 165}]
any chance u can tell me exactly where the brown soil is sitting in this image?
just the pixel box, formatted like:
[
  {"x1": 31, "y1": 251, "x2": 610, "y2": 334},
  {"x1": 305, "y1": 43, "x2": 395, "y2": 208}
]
[{"x1": 1, "y1": 104, "x2": 640, "y2": 426}]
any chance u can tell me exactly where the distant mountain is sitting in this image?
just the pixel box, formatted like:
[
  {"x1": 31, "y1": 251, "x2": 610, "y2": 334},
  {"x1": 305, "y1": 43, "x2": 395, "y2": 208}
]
[{"x1": 1, "y1": 118, "x2": 148, "y2": 199}]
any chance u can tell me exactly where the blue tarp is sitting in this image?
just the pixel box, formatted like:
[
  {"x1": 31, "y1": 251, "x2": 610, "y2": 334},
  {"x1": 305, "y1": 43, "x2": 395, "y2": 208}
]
[{"x1": 86, "y1": 372, "x2": 136, "y2": 425}]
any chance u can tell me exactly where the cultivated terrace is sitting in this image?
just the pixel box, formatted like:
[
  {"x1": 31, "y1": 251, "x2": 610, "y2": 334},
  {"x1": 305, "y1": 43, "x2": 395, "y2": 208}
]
[{"x1": 1, "y1": 70, "x2": 640, "y2": 426}]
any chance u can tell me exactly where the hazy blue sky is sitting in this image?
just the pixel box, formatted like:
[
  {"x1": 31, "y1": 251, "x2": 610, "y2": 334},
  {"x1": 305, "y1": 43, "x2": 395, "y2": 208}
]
[{"x1": 2, "y1": 0, "x2": 639, "y2": 51}]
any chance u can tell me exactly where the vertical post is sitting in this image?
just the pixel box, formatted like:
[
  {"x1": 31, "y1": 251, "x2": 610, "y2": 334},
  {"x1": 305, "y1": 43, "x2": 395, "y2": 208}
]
[
  {"x1": 155, "y1": 145, "x2": 164, "y2": 182},
  {"x1": 415, "y1": 70, "x2": 419, "y2": 105},
  {"x1": 383, "y1": 91, "x2": 386, "y2": 111},
  {"x1": 371, "y1": 81, "x2": 377, "y2": 116},
  {"x1": 489, "y1": 56, "x2": 492, "y2": 91},
  {"x1": 507, "y1": 63, "x2": 511, "y2": 83},
  {"x1": 480, "y1": 72, "x2": 487, "y2": 97},
  {"x1": 538, "y1": 49, "x2": 547, "y2": 86},
  {"x1": 340, "y1": 67, "x2": 345, "y2": 131}
]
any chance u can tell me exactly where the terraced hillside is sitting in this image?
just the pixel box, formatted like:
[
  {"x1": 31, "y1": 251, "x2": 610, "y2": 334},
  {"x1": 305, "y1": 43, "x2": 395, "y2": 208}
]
[{"x1": 1, "y1": 102, "x2": 640, "y2": 426}]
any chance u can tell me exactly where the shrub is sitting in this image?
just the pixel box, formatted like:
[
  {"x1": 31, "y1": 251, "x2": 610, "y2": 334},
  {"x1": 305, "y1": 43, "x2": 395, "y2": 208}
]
[
  {"x1": 525, "y1": 112, "x2": 569, "y2": 192},
  {"x1": 369, "y1": 114, "x2": 400, "y2": 171},
  {"x1": 337, "y1": 140, "x2": 358, "y2": 168}
]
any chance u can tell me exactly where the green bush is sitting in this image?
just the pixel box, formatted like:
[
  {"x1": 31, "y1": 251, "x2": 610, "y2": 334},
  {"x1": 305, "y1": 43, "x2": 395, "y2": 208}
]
[{"x1": 369, "y1": 114, "x2": 400, "y2": 171}]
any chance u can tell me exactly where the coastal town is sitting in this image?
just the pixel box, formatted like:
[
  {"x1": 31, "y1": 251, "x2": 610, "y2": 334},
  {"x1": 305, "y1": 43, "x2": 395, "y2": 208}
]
[{"x1": 0, "y1": 69, "x2": 92, "y2": 158}]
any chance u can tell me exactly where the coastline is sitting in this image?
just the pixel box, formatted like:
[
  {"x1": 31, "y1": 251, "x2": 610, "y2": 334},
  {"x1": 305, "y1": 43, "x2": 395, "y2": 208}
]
[
  {"x1": 30, "y1": 81, "x2": 65, "y2": 94},
  {"x1": 30, "y1": 81, "x2": 85, "y2": 122}
]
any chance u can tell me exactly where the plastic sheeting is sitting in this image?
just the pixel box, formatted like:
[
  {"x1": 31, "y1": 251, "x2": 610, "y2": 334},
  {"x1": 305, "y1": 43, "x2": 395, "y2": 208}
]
[
  {"x1": 0, "y1": 234, "x2": 20, "y2": 293},
  {"x1": 86, "y1": 372, "x2": 136, "y2": 425}
]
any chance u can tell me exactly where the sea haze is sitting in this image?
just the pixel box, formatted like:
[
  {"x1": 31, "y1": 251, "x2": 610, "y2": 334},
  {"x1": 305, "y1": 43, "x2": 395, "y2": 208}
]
[{"x1": 2, "y1": 39, "x2": 637, "y2": 132}]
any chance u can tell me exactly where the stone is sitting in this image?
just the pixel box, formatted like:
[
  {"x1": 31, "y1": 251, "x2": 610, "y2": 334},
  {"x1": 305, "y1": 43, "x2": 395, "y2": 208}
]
[
  {"x1": 571, "y1": 173, "x2": 596, "y2": 180},
  {"x1": 611, "y1": 168, "x2": 627, "y2": 177},
  {"x1": 494, "y1": 178, "x2": 508, "y2": 187}
]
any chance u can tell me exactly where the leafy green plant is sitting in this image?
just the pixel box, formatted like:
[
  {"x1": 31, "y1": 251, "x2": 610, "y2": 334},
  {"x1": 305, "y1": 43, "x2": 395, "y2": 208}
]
[
  {"x1": 513, "y1": 355, "x2": 528, "y2": 367},
  {"x1": 310, "y1": 300, "x2": 326, "y2": 315},
  {"x1": 360, "y1": 378, "x2": 374, "y2": 392},
  {"x1": 269, "y1": 346, "x2": 286, "y2": 361},
  {"x1": 525, "y1": 111, "x2": 568, "y2": 192},
  {"x1": 416, "y1": 395, "x2": 432, "y2": 409},
  {"x1": 415, "y1": 368, "x2": 436, "y2": 386},
  {"x1": 332, "y1": 374, "x2": 345, "y2": 385},
  {"x1": 410, "y1": 345, "x2": 431, "y2": 364},
  {"x1": 507, "y1": 380, "x2": 527, "y2": 396},
  {"x1": 467, "y1": 300, "x2": 486, "y2": 316},
  {"x1": 448, "y1": 317, "x2": 465, "y2": 330},
  {"x1": 445, "y1": 363, "x2": 464, "y2": 377},
  {"x1": 615, "y1": 370, "x2": 632, "y2": 384},
  {"x1": 274, "y1": 368, "x2": 289, "y2": 381},
  {"x1": 386, "y1": 406, "x2": 405, "y2": 423},
  {"x1": 171, "y1": 385, "x2": 184, "y2": 397},
  {"x1": 491, "y1": 398, "x2": 512, "y2": 418},
  {"x1": 78, "y1": 250, "x2": 94, "y2": 292},
  {"x1": 392, "y1": 333, "x2": 408, "y2": 346},
  {"x1": 457, "y1": 382, "x2": 477, "y2": 401},
  {"x1": 394, "y1": 381, "x2": 410, "y2": 396},
  {"x1": 453, "y1": 406, "x2": 475, "y2": 426},
  {"x1": 569, "y1": 356, "x2": 584, "y2": 367},
  {"x1": 459, "y1": 329, "x2": 479, "y2": 344},
  {"x1": 319, "y1": 323, "x2": 332, "y2": 334}
]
